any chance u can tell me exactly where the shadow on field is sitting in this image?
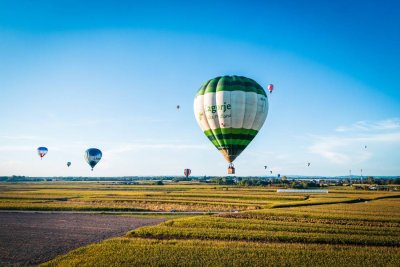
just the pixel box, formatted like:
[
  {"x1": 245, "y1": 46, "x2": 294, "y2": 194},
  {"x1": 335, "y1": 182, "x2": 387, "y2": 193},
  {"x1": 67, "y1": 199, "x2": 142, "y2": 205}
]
[{"x1": 0, "y1": 212, "x2": 166, "y2": 266}]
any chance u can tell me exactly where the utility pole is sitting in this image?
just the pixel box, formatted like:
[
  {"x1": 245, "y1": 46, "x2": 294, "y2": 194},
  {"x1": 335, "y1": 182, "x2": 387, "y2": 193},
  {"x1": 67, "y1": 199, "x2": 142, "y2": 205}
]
[{"x1": 349, "y1": 169, "x2": 352, "y2": 186}]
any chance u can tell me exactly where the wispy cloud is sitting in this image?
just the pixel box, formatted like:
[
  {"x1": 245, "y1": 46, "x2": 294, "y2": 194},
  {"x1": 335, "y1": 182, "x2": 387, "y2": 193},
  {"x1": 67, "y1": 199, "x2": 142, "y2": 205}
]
[
  {"x1": 0, "y1": 146, "x2": 34, "y2": 152},
  {"x1": 104, "y1": 142, "x2": 209, "y2": 158},
  {"x1": 310, "y1": 118, "x2": 400, "y2": 164},
  {"x1": 309, "y1": 136, "x2": 366, "y2": 164},
  {"x1": 336, "y1": 118, "x2": 400, "y2": 132},
  {"x1": 0, "y1": 135, "x2": 42, "y2": 140},
  {"x1": 0, "y1": 160, "x2": 23, "y2": 166},
  {"x1": 0, "y1": 145, "x2": 65, "y2": 152}
]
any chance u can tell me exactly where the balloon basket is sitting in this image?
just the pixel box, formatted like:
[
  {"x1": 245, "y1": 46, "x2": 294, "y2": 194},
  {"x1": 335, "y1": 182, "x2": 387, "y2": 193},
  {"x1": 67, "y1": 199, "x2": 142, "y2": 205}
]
[{"x1": 228, "y1": 165, "x2": 235, "y2": 174}]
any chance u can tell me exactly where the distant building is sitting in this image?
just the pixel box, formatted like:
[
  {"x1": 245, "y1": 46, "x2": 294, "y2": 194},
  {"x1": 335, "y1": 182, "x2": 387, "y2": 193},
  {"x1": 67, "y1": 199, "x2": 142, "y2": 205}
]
[{"x1": 277, "y1": 189, "x2": 328, "y2": 193}]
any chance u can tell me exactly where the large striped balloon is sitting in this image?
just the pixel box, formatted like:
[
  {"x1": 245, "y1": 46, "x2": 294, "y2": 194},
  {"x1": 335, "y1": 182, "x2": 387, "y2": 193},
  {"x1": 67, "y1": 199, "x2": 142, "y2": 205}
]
[{"x1": 194, "y1": 75, "x2": 268, "y2": 163}]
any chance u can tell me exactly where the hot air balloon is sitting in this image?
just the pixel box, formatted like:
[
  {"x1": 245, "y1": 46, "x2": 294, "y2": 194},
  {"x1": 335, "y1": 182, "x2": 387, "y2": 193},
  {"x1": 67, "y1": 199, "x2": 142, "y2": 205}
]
[
  {"x1": 67, "y1": 162, "x2": 71, "y2": 167},
  {"x1": 267, "y1": 84, "x2": 274, "y2": 93},
  {"x1": 37, "y1": 147, "x2": 48, "y2": 160},
  {"x1": 184, "y1": 168, "x2": 191, "y2": 178},
  {"x1": 84, "y1": 148, "x2": 102, "y2": 171},
  {"x1": 307, "y1": 162, "x2": 311, "y2": 167},
  {"x1": 270, "y1": 170, "x2": 273, "y2": 174},
  {"x1": 194, "y1": 75, "x2": 269, "y2": 174},
  {"x1": 264, "y1": 165, "x2": 267, "y2": 169},
  {"x1": 177, "y1": 105, "x2": 180, "y2": 110},
  {"x1": 365, "y1": 145, "x2": 367, "y2": 149}
]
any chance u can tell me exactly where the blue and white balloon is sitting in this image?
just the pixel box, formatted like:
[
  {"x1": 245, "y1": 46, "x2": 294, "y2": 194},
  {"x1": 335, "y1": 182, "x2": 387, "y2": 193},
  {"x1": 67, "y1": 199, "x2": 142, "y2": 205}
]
[
  {"x1": 37, "y1": 147, "x2": 48, "y2": 160},
  {"x1": 85, "y1": 148, "x2": 102, "y2": 171}
]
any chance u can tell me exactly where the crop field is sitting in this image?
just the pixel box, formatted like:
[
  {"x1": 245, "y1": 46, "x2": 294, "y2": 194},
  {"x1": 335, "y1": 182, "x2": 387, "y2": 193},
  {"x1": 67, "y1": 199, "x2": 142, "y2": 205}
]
[
  {"x1": 42, "y1": 238, "x2": 400, "y2": 267},
  {"x1": 43, "y1": 197, "x2": 400, "y2": 266},
  {"x1": 0, "y1": 182, "x2": 397, "y2": 212},
  {"x1": 2, "y1": 182, "x2": 400, "y2": 266},
  {"x1": 131, "y1": 197, "x2": 400, "y2": 246}
]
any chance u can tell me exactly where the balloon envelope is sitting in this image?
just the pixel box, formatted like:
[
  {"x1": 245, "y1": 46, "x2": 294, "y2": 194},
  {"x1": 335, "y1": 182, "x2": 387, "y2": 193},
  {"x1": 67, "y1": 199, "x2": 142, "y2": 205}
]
[
  {"x1": 184, "y1": 169, "x2": 191, "y2": 178},
  {"x1": 67, "y1": 162, "x2": 71, "y2": 167},
  {"x1": 194, "y1": 75, "x2": 268, "y2": 163},
  {"x1": 84, "y1": 148, "x2": 102, "y2": 170},
  {"x1": 267, "y1": 84, "x2": 274, "y2": 93},
  {"x1": 37, "y1": 147, "x2": 48, "y2": 159}
]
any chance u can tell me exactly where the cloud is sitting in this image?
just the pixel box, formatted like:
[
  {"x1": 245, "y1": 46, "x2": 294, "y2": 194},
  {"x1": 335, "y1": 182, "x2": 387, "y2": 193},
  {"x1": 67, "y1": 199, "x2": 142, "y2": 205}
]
[
  {"x1": 0, "y1": 135, "x2": 41, "y2": 140},
  {"x1": 309, "y1": 136, "x2": 363, "y2": 164},
  {"x1": 0, "y1": 146, "x2": 34, "y2": 152},
  {"x1": 0, "y1": 160, "x2": 23, "y2": 167},
  {"x1": 336, "y1": 118, "x2": 400, "y2": 132},
  {"x1": 104, "y1": 142, "x2": 209, "y2": 158},
  {"x1": 0, "y1": 145, "x2": 65, "y2": 153},
  {"x1": 310, "y1": 119, "x2": 400, "y2": 165}
]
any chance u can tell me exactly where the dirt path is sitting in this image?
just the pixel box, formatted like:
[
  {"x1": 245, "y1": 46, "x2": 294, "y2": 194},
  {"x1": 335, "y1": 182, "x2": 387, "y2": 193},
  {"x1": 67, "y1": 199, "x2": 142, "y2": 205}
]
[
  {"x1": 0, "y1": 212, "x2": 166, "y2": 266},
  {"x1": 0, "y1": 210, "x2": 221, "y2": 214}
]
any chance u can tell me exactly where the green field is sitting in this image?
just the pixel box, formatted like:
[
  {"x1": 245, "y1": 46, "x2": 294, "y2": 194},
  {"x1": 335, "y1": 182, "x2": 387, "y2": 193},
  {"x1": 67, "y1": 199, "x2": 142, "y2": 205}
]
[
  {"x1": 42, "y1": 238, "x2": 400, "y2": 267},
  {"x1": 1, "y1": 182, "x2": 399, "y2": 266}
]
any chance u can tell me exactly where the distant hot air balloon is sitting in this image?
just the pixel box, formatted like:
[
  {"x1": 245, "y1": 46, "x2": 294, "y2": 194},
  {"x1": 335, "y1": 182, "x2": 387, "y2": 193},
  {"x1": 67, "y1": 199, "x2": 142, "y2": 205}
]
[
  {"x1": 365, "y1": 145, "x2": 367, "y2": 149},
  {"x1": 267, "y1": 84, "x2": 274, "y2": 93},
  {"x1": 270, "y1": 170, "x2": 273, "y2": 174},
  {"x1": 84, "y1": 148, "x2": 102, "y2": 171},
  {"x1": 264, "y1": 165, "x2": 267, "y2": 169},
  {"x1": 177, "y1": 105, "x2": 180, "y2": 110},
  {"x1": 194, "y1": 75, "x2": 269, "y2": 174},
  {"x1": 37, "y1": 147, "x2": 48, "y2": 160},
  {"x1": 67, "y1": 162, "x2": 71, "y2": 167},
  {"x1": 184, "y1": 168, "x2": 191, "y2": 178},
  {"x1": 307, "y1": 162, "x2": 311, "y2": 167}
]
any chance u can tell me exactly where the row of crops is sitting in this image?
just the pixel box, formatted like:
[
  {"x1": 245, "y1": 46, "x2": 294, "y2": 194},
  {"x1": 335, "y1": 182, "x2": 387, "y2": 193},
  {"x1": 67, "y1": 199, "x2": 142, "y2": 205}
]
[{"x1": 42, "y1": 238, "x2": 400, "y2": 267}]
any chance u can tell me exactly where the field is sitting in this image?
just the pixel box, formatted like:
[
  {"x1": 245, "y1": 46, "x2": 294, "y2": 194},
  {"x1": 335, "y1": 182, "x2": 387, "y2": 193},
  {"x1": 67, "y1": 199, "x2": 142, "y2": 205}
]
[
  {"x1": 132, "y1": 197, "x2": 400, "y2": 246},
  {"x1": 0, "y1": 182, "x2": 397, "y2": 212},
  {"x1": 1, "y1": 182, "x2": 400, "y2": 266},
  {"x1": 42, "y1": 238, "x2": 400, "y2": 267}
]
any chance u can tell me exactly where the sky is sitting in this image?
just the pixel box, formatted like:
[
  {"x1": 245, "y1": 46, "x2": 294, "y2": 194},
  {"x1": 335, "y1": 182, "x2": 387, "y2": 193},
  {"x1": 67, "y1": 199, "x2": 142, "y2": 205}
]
[{"x1": 0, "y1": 0, "x2": 399, "y2": 177}]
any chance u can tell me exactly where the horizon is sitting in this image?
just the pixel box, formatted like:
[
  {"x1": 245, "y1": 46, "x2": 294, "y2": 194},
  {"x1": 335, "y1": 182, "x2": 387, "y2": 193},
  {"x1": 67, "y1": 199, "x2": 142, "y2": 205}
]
[{"x1": 3, "y1": 174, "x2": 399, "y2": 179}]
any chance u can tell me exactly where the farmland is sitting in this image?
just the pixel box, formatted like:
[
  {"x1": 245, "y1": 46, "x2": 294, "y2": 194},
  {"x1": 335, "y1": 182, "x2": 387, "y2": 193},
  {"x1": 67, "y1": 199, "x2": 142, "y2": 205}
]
[
  {"x1": 0, "y1": 182, "x2": 396, "y2": 212},
  {"x1": 1, "y1": 182, "x2": 399, "y2": 266},
  {"x1": 132, "y1": 197, "x2": 400, "y2": 246},
  {"x1": 42, "y1": 238, "x2": 400, "y2": 267}
]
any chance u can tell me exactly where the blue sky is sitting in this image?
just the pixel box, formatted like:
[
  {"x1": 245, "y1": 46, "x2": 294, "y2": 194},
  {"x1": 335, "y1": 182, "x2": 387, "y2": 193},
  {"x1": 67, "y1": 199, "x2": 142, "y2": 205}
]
[{"x1": 0, "y1": 0, "x2": 399, "y2": 177}]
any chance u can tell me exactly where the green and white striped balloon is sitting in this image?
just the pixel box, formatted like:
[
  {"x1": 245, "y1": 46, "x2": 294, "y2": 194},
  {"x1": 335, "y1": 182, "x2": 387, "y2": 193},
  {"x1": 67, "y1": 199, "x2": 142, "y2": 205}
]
[{"x1": 194, "y1": 75, "x2": 268, "y2": 163}]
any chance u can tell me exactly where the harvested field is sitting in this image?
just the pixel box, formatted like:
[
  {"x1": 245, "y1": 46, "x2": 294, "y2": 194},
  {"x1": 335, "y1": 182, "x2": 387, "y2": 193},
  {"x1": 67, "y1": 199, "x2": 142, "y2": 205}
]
[
  {"x1": 0, "y1": 212, "x2": 166, "y2": 266},
  {"x1": 1, "y1": 182, "x2": 396, "y2": 212}
]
